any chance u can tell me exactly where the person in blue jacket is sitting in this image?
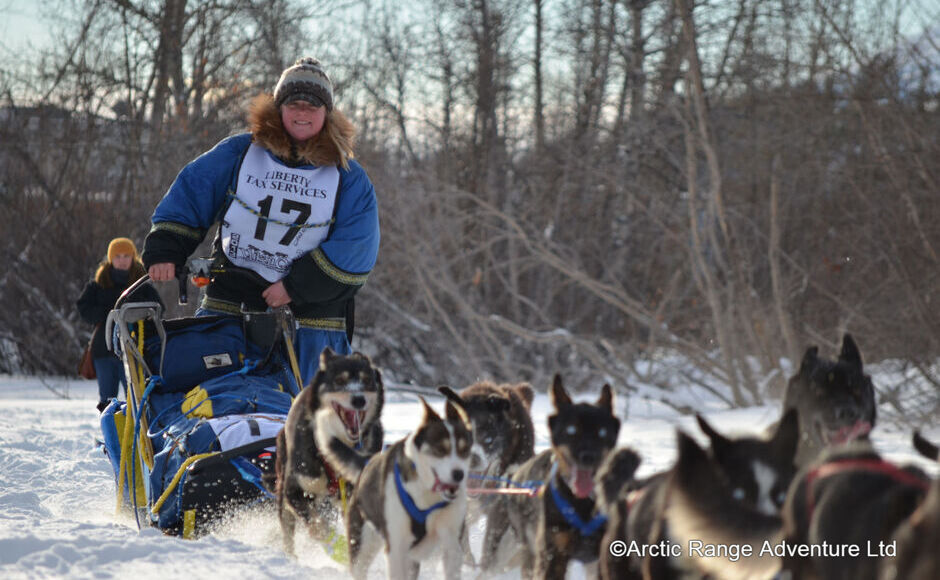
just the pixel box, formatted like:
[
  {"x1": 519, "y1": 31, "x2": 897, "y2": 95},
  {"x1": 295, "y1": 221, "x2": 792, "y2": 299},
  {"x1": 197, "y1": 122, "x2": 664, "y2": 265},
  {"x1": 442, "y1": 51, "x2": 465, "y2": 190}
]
[{"x1": 142, "y1": 57, "x2": 380, "y2": 385}]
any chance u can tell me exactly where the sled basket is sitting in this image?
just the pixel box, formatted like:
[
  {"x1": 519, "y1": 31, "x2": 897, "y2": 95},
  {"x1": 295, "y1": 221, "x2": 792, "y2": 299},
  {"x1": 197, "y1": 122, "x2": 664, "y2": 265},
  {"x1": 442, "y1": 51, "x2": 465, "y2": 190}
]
[{"x1": 100, "y1": 277, "x2": 302, "y2": 538}]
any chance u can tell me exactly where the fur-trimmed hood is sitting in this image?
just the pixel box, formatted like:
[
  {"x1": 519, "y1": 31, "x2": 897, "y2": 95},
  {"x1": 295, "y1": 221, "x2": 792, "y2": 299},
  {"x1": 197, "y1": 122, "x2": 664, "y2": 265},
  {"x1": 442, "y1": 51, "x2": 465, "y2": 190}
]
[{"x1": 248, "y1": 93, "x2": 356, "y2": 169}]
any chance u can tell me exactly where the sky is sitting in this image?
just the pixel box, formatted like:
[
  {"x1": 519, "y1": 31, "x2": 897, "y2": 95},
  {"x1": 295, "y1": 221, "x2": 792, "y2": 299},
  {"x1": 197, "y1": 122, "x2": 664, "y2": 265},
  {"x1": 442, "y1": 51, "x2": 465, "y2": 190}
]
[
  {"x1": 0, "y1": 371, "x2": 936, "y2": 579},
  {"x1": 0, "y1": 1, "x2": 49, "y2": 52}
]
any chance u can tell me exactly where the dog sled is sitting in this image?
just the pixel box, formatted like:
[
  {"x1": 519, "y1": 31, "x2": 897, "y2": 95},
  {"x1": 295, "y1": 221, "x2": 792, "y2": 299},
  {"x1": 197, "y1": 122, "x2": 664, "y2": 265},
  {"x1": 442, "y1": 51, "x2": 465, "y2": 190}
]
[{"x1": 98, "y1": 274, "x2": 302, "y2": 538}]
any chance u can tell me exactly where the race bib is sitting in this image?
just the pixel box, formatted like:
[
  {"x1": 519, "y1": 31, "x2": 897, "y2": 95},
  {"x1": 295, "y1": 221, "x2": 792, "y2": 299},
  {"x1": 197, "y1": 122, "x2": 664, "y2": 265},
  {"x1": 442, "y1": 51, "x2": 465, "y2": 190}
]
[{"x1": 221, "y1": 144, "x2": 339, "y2": 281}]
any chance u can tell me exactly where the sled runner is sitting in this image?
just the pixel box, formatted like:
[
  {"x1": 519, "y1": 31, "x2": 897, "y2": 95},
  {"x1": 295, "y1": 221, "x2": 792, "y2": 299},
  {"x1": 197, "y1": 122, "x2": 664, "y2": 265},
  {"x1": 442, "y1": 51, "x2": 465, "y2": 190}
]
[{"x1": 99, "y1": 274, "x2": 302, "y2": 538}]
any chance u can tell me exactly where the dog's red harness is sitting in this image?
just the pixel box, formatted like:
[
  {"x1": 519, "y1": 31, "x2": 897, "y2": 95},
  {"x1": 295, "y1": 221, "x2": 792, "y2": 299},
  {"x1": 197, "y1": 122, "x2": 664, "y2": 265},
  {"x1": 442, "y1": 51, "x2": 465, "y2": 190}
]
[
  {"x1": 322, "y1": 460, "x2": 343, "y2": 498},
  {"x1": 804, "y1": 458, "x2": 930, "y2": 522}
]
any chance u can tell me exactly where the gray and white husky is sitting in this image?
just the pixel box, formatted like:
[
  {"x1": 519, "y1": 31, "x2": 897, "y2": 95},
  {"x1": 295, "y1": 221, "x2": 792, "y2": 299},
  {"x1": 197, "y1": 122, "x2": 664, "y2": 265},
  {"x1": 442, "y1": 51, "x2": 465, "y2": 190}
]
[{"x1": 323, "y1": 397, "x2": 473, "y2": 580}]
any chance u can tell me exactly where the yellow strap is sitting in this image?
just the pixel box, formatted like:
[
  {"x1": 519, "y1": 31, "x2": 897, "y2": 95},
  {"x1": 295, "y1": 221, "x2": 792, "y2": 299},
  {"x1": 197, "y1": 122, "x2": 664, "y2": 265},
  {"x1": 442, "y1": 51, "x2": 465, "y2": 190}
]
[
  {"x1": 182, "y1": 509, "x2": 197, "y2": 539},
  {"x1": 134, "y1": 321, "x2": 154, "y2": 468},
  {"x1": 115, "y1": 406, "x2": 134, "y2": 511},
  {"x1": 151, "y1": 452, "x2": 217, "y2": 515},
  {"x1": 280, "y1": 314, "x2": 304, "y2": 392},
  {"x1": 323, "y1": 525, "x2": 350, "y2": 565},
  {"x1": 323, "y1": 481, "x2": 351, "y2": 567}
]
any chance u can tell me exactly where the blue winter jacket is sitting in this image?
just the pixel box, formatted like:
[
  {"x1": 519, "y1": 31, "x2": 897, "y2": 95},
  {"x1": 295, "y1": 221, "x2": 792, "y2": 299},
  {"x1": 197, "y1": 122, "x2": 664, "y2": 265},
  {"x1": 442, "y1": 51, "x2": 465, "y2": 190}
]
[{"x1": 142, "y1": 101, "x2": 379, "y2": 333}]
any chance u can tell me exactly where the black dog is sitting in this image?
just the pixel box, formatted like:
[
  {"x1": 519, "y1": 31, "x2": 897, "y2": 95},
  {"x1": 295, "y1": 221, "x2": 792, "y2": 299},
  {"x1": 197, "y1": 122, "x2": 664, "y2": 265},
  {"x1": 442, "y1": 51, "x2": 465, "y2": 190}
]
[
  {"x1": 781, "y1": 333, "x2": 876, "y2": 468},
  {"x1": 781, "y1": 440, "x2": 931, "y2": 580},
  {"x1": 880, "y1": 432, "x2": 939, "y2": 580},
  {"x1": 438, "y1": 381, "x2": 535, "y2": 566},
  {"x1": 481, "y1": 374, "x2": 621, "y2": 578},
  {"x1": 438, "y1": 381, "x2": 535, "y2": 482},
  {"x1": 598, "y1": 410, "x2": 798, "y2": 580}
]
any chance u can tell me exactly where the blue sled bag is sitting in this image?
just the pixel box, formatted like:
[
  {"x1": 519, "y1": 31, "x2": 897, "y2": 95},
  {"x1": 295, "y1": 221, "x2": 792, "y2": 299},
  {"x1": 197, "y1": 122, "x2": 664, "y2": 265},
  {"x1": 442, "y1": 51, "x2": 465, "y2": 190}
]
[{"x1": 143, "y1": 315, "x2": 253, "y2": 393}]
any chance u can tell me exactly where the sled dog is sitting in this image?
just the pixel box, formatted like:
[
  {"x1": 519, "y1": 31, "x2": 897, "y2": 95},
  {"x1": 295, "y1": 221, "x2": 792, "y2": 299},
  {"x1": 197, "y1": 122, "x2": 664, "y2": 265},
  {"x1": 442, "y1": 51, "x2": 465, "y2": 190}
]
[
  {"x1": 439, "y1": 381, "x2": 536, "y2": 566},
  {"x1": 781, "y1": 333, "x2": 876, "y2": 467},
  {"x1": 438, "y1": 381, "x2": 535, "y2": 485},
  {"x1": 781, "y1": 440, "x2": 931, "y2": 580},
  {"x1": 881, "y1": 432, "x2": 939, "y2": 580},
  {"x1": 323, "y1": 397, "x2": 473, "y2": 580},
  {"x1": 597, "y1": 410, "x2": 798, "y2": 580},
  {"x1": 271, "y1": 348, "x2": 384, "y2": 555},
  {"x1": 482, "y1": 374, "x2": 621, "y2": 578}
]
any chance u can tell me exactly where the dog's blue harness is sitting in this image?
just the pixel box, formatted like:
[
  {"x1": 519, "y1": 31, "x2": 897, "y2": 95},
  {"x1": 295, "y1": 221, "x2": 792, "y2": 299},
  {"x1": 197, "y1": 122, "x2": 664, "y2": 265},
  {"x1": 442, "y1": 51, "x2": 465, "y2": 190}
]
[
  {"x1": 394, "y1": 461, "x2": 449, "y2": 524},
  {"x1": 547, "y1": 463, "x2": 607, "y2": 537}
]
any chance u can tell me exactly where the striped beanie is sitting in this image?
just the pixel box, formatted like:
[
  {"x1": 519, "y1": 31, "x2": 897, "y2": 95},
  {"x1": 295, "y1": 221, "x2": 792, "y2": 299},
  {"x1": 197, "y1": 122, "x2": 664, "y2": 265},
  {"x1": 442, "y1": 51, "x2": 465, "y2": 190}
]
[{"x1": 273, "y1": 57, "x2": 333, "y2": 111}]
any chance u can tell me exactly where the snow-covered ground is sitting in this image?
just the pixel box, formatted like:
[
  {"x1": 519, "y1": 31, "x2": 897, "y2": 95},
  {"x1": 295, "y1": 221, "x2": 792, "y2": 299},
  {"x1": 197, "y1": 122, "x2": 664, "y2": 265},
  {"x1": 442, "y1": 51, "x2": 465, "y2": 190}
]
[{"x1": 0, "y1": 374, "x2": 935, "y2": 579}]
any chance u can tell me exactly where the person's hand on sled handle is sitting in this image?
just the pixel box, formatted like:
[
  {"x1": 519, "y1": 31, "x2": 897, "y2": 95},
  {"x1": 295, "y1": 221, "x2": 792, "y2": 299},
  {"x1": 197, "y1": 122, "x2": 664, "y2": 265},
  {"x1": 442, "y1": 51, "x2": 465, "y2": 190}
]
[
  {"x1": 149, "y1": 262, "x2": 177, "y2": 282},
  {"x1": 262, "y1": 281, "x2": 292, "y2": 308}
]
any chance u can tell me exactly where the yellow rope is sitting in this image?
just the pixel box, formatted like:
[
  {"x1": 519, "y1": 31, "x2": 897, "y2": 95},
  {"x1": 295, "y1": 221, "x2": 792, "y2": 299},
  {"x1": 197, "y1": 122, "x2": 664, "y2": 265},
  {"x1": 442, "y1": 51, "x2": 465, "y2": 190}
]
[
  {"x1": 320, "y1": 478, "x2": 351, "y2": 565},
  {"x1": 280, "y1": 314, "x2": 304, "y2": 392},
  {"x1": 115, "y1": 404, "x2": 135, "y2": 511},
  {"x1": 151, "y1": 453, "x2": 217, "y2": 515}
]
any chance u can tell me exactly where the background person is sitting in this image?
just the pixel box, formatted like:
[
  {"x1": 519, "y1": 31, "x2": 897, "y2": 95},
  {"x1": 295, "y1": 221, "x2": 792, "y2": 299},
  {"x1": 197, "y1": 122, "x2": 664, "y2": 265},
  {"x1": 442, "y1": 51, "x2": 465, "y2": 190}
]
[{"x1": 76, "y1": 237, "x2": 148, "y2": 411}]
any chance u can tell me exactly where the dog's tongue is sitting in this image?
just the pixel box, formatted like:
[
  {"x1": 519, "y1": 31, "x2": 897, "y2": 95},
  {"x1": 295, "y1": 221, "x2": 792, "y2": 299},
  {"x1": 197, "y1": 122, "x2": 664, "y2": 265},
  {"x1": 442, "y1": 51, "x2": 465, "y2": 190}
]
[
  {"x1": 335, "y1": 404, "x2": 364, "y2": 440},
  {"x1": 433, "y1": 478, "x2": 458, "y2": 496},
  {"x1": 573, "y1": 468, "x2": 594, "y2": 498},
  {"x1": 344, "y1": 408, "x2": 360, "y2": 432},
  {"x1": 832, "y1": 420, "x2": 872, "y2": 445}
]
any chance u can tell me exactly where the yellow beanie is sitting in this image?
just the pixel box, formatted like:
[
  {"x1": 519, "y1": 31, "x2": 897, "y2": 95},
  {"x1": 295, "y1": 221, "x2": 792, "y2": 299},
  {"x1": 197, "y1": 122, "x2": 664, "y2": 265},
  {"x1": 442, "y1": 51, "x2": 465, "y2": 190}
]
[{"x1": 107, "y1": 237, "x2": 138, "y2": 262}]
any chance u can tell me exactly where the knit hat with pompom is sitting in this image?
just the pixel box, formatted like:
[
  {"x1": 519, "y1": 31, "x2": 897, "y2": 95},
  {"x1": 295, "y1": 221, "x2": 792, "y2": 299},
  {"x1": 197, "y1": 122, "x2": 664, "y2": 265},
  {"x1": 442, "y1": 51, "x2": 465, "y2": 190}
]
[{"x1": 273, "y1": 57, "x2": 333, "y2": 111}]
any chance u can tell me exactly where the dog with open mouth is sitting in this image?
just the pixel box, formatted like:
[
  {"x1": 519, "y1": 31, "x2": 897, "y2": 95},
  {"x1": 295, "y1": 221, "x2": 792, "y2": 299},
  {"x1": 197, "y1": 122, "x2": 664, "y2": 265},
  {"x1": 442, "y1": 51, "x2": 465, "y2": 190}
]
[
  {"x1": 780, "y1": 334, "x2": 876, "y2": 468},
  {"x1": 322, "y1": 396, "x2": 473, "y2": 579},
  {"x1": 270, "y1": 347, "x2": 384, "y2": 556},
  {"x1": 481, "y1": 374, "x2": 621, "y2": 578}
]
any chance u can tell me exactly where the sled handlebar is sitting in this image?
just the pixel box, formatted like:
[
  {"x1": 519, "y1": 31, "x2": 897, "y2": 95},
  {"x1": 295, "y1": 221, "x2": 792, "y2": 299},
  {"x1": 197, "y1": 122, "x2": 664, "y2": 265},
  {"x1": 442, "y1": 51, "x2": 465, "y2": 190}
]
[{"x1": 176, "y1": 265, "x2": 189, "y2": 305}]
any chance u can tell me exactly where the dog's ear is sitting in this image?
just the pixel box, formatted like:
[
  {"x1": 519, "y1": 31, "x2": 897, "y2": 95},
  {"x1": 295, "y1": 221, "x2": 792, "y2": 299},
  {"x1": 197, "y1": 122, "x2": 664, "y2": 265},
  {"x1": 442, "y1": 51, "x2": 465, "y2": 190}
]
[
  {"x1": 550, "y1": 374, "x2": 571, "y2": 410},
  {"x1": 913, "y1": 431, "x2": 939, "y2": 462},
  {"x1": 695, "y1": 413, "x2": 730, "y2": 455},
  {"x1": 838, "y1": 334, "x2": 863, "y2": 368},
  {"x1": 512, "y1": 383, "x2": 535, "y2": 409},
  {"x1": 596, "y1": 384, "x2": 614, "y2": 414},
  {"x1": 446, "y1": 400, "x2": 472, "y2": 431},
  {"x1": 438, "y1": 386, "x2": 463, "y2": 406},
  {"x1": 351, "y1": 350, "x2": 372, "y2": 364},
  {"x1": 798, "y1": 346, "x2": 819, "y2": 376},
  {"x1": 319, "y1": 347, "x2": 337, "y2": 371},
  {"x1": 674, "y1": 430, "x2": 713, "y2": 486},
  {"x1": 419, "y1": 397, "x2": 442, "y2": 423},
  {"x1": 773, "y1": 408, "x2": 800, "y2": 462}
]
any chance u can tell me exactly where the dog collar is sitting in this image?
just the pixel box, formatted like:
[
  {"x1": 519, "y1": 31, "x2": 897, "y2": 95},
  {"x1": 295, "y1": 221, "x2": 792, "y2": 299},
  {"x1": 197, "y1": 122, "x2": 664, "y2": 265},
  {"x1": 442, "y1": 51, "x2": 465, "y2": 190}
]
[
  {"x1": 394, "y1": 461, "x2": 449, "y2": 525},
  {"x1": 548, "y1": 467, "x2": 607, "y2": 537}
]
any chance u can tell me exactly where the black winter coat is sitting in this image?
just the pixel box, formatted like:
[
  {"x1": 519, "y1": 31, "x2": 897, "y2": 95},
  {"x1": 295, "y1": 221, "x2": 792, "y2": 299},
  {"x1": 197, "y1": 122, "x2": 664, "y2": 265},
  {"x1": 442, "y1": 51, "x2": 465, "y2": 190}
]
[{"x1": 76, "y1": 264, "x2": 157, "y2": 358}]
